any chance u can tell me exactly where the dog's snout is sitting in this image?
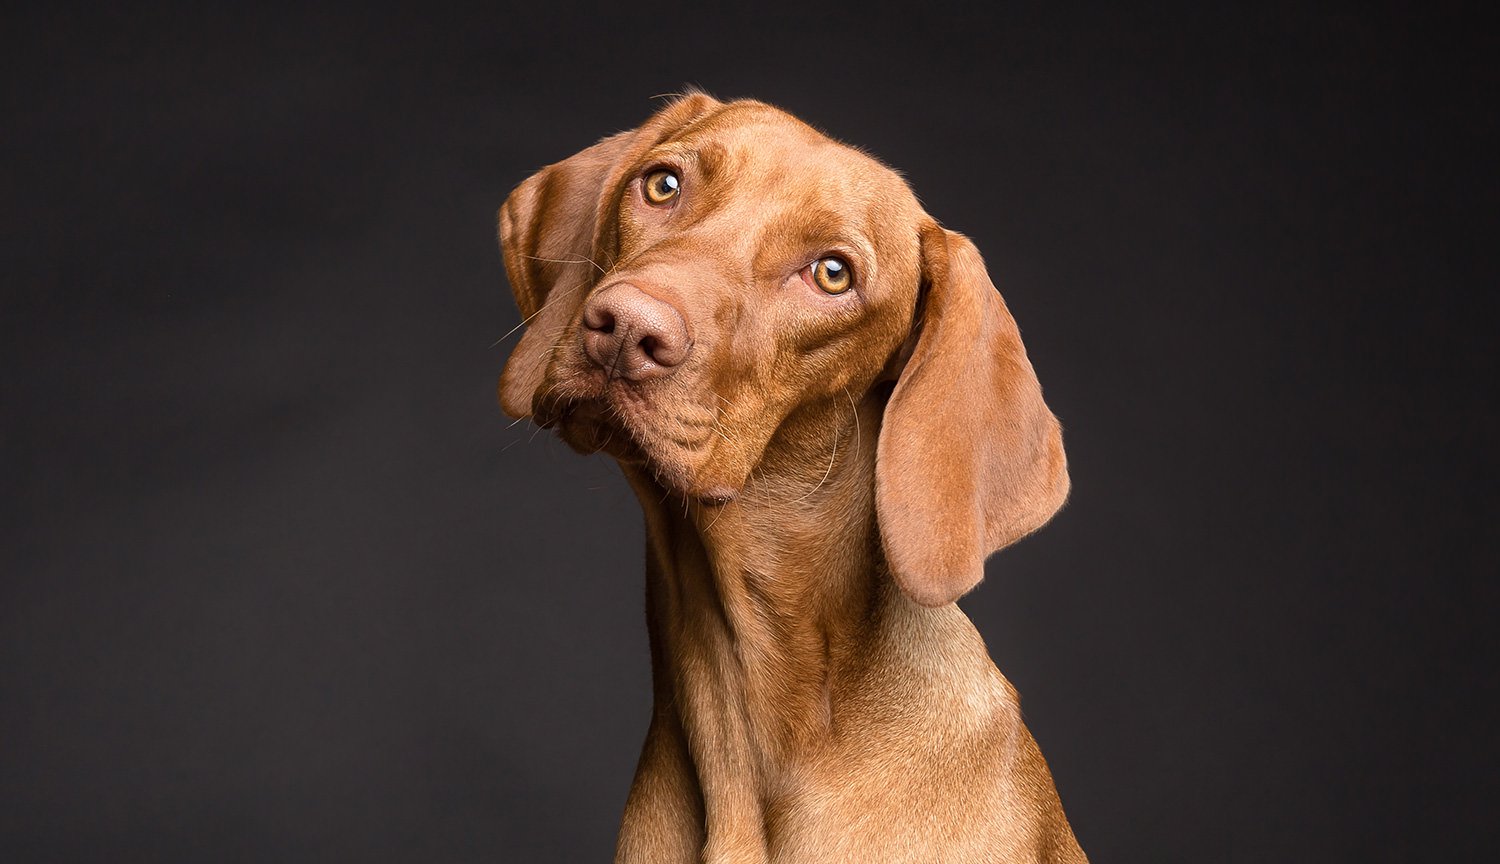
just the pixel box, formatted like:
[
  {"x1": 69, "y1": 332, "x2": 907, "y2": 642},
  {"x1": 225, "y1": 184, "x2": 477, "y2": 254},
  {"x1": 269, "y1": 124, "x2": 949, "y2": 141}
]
[{"x1": 581, "y1": 284, "x2": 691, "y2": 381}]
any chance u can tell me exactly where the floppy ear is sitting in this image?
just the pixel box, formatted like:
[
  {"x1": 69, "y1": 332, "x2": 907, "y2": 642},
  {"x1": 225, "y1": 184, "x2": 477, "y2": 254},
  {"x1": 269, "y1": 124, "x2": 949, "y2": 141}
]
[
  {"x1": 875, "y1": 224, "x2": 1070, "y2": 607},
  {"x1": 497, "y1": 93, "x2": 720, "y2": 418}
]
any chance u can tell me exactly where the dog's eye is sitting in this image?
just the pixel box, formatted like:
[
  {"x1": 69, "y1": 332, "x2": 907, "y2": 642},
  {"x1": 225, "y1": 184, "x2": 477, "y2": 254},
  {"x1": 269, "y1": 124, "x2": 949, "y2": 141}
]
[
  {"x1": 811, "y1": 257, "x2": 852, "y2": 294},
  {"x1": 642, "y1": 169, "x2": 681, "y2": 205}
]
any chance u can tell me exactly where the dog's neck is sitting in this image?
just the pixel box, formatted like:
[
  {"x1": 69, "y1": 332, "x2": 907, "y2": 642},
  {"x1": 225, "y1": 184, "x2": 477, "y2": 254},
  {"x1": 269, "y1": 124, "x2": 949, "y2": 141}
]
[
  {"x1": 627, "y1": 395, "x2": 878, "y2": 750},
  {"x1": 620, "y1": 392, "x2": 996, "y2": 794}
]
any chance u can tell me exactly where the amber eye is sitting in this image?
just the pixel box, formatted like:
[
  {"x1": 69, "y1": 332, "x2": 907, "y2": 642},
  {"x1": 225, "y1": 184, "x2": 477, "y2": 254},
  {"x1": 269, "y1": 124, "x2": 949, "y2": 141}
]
[
  {"x1": 642, "y1": 169, "x2": 681, "y2": 205},
  {"x1": 811, "y1": 256, "x2": 852, "y2": 294}
]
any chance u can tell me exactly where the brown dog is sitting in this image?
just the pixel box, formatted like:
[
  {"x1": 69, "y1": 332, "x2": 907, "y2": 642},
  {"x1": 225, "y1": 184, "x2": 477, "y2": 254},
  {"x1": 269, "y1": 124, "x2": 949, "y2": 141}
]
[{"x1": 498, "y1": 93, "x2": 1085, "y2": 863}]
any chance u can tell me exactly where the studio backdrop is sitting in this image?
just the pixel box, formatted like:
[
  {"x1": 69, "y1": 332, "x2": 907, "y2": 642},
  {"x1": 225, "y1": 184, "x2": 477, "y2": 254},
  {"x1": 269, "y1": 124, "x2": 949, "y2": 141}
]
[{"x1": 2, "y1": 4, "x2": 1493, "y2": 862}]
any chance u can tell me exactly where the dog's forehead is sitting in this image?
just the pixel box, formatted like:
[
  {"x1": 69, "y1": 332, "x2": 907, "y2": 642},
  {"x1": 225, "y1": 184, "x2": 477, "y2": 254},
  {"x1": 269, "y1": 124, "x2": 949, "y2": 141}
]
[{"x1": 668, "y1": 103, "x2": 919, "y2": 215}]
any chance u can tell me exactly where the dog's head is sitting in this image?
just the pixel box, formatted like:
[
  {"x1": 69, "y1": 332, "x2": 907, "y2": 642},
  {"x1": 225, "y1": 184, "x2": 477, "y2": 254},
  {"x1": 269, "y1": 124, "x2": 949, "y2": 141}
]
[{"x1": 498, "y1": 94, "x2": 1068, "y2": 606}]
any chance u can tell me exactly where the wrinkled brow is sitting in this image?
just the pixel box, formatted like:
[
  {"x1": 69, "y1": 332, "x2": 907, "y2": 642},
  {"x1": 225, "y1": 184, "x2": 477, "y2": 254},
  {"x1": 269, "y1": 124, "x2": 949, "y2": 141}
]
[
  {"x1": 752, "y1": 207, "x2": 879, "y2": 280},
  {"x1": 638, "y1": 142, "x2": 730, "y2": 181}
]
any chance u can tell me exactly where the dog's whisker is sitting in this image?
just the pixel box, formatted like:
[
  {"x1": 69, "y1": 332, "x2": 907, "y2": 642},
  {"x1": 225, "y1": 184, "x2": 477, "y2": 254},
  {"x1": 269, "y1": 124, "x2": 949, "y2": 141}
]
[
  {"x1": 790, "y1": 424, "x2": 838, "y2": 505},
  {"x1": 526, "y1": 327, "x2": 575, "y2": 379},
  {"x1": 490, "y1": 282, "x2": 587, "y2": 347},
  {"x1": 534, "y1": 379, "x2": 565, "y2": 410},
  {"x1": 844, "y1": 385, "x2": 861, "y2": 464},
  {"x1": 703, "y1": 493, "x2": 733, "y2": 533},
  {"x1": 589, "y1": 423, "x2": 617, "y2": 456},
  {"x1": 706, "y1": 390, "x2": 742, "y2": 445},
  {"x1": 520, "y1": 253, "x2": 607, "y2": 276}
]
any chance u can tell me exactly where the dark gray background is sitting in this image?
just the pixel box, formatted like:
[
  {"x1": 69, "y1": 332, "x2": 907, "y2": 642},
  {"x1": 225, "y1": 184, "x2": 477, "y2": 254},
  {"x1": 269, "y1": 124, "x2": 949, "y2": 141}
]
[{"x1": 3, "y1": 2, "x2": 1495, "y2": 862}]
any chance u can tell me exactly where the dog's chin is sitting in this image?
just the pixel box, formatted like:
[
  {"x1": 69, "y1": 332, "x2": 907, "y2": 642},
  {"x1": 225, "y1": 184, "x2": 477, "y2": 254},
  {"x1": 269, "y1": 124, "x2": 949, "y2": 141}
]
[{"x1": 548, "y1": 397, "x2": 741, "y2": 507}]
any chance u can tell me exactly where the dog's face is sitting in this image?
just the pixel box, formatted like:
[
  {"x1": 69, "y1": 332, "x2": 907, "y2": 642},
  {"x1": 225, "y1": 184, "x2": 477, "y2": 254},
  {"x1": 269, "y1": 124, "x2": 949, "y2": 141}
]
[
  {"x1": 499, "y1": 95, "x2": 1069, "y2": 606},
  {"x1": 504, "y1": 98, "x2": 925, "y2": 502}
]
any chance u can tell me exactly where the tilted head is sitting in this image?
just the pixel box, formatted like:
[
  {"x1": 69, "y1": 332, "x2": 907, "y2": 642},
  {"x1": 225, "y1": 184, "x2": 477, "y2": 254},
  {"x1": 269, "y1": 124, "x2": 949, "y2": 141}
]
[{"x1": 498, "y1": 94, "x2": 1069, "y2": 607}]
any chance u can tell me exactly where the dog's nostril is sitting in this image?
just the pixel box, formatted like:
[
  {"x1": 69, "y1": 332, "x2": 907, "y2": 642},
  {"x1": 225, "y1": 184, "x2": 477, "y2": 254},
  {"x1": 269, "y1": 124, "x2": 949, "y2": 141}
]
[
  {"x1": 638, "y1": 335, "x2": 659, "y2": 362},
  {"x1": 585, "y1": 306, "x2": 616, "y2": 335}
]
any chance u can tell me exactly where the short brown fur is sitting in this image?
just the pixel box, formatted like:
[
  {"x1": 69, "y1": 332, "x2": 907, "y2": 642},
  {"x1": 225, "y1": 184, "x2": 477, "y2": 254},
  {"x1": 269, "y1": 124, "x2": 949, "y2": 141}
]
[{"x1": 498, "y1": 94, "x2": 1084, "y2": 863}]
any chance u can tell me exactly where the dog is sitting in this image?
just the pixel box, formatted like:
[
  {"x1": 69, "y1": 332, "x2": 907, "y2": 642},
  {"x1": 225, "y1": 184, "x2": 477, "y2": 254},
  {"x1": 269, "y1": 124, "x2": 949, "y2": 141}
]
[{"x1": 497, "y1": 93, "x2": 1085, "y2": 863}]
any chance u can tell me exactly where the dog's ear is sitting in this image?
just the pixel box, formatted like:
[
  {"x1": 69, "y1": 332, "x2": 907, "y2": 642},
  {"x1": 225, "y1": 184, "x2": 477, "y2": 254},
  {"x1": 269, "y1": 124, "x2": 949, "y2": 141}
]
[
  {"x1": 875, "y1": 223, "x2": 1070, "y2": 607},
  {"x1": 497, "y1": 93, "x2": 720, "y2": 418}
]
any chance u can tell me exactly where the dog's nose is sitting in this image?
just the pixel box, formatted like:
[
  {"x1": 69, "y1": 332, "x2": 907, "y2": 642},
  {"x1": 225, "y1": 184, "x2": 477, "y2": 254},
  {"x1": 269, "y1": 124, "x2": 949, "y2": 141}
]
[{"x1": 581, "y1": 284, "x2": 691, "y2": 381}]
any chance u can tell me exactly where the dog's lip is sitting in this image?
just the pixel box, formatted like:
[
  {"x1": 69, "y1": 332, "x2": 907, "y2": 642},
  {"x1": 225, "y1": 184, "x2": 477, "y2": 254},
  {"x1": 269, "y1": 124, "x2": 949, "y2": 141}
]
[
  {"x1": 544, "y1": 376, "x2": 741, "y2": 502},
  {"x1": 531, "y1": 368, "x2": 613, "y2": 427}
]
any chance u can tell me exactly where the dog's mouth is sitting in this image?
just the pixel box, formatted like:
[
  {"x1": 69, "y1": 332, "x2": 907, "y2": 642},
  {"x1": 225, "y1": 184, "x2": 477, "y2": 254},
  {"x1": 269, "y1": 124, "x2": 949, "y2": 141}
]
[
  {"x1": 534, "y1": 373, "x2": 740, "y2": 505},
  {"x1": 539, "y1": 396, "x2": 642, "y2": 460}
]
